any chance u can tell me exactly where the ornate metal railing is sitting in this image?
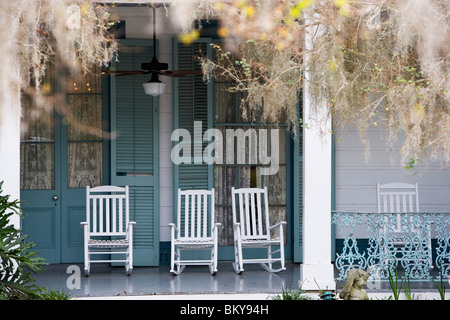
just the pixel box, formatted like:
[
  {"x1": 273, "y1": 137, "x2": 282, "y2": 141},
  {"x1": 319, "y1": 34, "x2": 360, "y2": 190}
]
[{"x1": 332, "y1": 211, "x2": 450, "y2": 281}]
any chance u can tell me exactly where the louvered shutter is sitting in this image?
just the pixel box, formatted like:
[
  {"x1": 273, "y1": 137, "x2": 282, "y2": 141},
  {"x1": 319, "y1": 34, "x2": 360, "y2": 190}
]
[
  {"x1": 111, "y1": 39, "x2": 159, "y2": 266},
  {"x1": 293, "y1": 101, "x2": 303, "y2": 262},
  {"x1": 173, "y1": 38, "x2": 213, "y2": 194}
]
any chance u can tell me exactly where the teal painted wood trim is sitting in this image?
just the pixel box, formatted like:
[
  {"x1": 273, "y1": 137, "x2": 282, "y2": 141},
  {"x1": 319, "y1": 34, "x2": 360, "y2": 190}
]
[
  {"x1": 285, "y1": 129, "x2": 293, "y2": 261},
  {"x1": 293, "y1": 98, "x2": 303, "y2": 263},
  {"x1": 331, "y1": 124, "x2": 336, "y2": 262},
  {"x1": 206, "y1": 40, "x2": 214, "y2": 191},
  {"x1": 172, "y1": 36, "x2": 179, "y2": 199},
  {"x1": 153, "y1": 85, "x2": 161, "y2": 266},
  {"x1": 102, "y1": 73, "x2": 111, "y2": 185}
]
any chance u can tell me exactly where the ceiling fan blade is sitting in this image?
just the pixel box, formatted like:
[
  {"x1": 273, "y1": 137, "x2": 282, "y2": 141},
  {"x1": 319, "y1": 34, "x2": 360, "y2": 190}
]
[
  {"x1": 102, "y1": 70, "x2": 150, "y2": 76},
  {"x1": 103, "y1": 8, "x2": 203, "y2": 82},
  {"x1": 156, "y1": 70, "x2": 203, "y2": 77}
]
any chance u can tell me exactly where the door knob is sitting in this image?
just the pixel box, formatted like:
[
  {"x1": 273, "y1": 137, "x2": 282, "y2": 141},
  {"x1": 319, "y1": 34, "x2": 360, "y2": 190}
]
[{"x1": 52, "y1": 195, "x2": 59, "y2": 201}]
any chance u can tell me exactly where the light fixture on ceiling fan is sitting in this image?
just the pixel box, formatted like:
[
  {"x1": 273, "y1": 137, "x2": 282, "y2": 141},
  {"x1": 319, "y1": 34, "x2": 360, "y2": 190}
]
[
  {"x1": 142, "y1": 4, "x2": 166, "y2": 96},
  {"x1": 105, "y1": 4, "x2": 202, "y2": 97},
  {"x1": 142, "y1": 72, "x2": 166, "y2": 97}
]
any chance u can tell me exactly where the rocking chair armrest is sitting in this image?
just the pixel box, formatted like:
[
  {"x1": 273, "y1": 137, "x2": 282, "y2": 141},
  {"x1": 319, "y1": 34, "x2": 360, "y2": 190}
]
[
  {"x1": 80, "y1": 222, "x2": 88, "y2": 229},
  {"x1": 168, "y1": 223, "x2": 178, "y2": 230},
  {"x1": 126, "y1": 221, "x2": 136, "y2": 233},
  {"x1": 168, "y1": 223, "x2": 179, "y2": 232},
  {"x1": 210, "y1": 223, "x2": 221, "y2": 237},
  {"x1": 269, "y1": 221, "x2": 287, "y2": 230}
]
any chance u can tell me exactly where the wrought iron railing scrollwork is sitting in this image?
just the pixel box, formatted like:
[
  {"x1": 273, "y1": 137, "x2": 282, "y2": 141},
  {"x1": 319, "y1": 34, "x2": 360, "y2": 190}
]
[{"x1": 332, "y1": 211, "x2": 450, "y2": 281}]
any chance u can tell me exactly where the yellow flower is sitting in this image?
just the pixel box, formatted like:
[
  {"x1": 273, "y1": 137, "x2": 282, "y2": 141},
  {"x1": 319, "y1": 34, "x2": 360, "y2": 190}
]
[
  {"x1": 245, "y1": 6, "x2": 255, "y2": 18},
  {"x1": 334, "y1": 0, "x2": 350, "y2": 16},
  {"x1": 334, "y1": 0, "x2": 349, "y2": 7},
  {"x1": 297, "y1": 0, "x2": 315, "y2": 10},
  {"x1": 179, "y1": 30, "x2": 200, "y2": 45},
  {"x1": 290, "y1": 7, "x2": 301, "y2": 18},
  {"x1": 290, "y1": 0, "x2": 315, "y2": 18},
  {"x1": 217, "y1": 27, "x2": 229, "y2": 38}
]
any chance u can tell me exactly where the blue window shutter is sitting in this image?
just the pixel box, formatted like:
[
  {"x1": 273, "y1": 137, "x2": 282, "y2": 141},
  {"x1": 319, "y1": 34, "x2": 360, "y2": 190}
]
[
  {"x1": 111, "y1": 39, "x2": 160, "y2": 266},
  {"x1": 173, "y1": 38, "x2": 213, "y2": 193}
]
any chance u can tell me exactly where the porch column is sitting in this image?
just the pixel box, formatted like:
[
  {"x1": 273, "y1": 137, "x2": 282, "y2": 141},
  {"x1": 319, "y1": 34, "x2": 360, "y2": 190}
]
[
  {"x1": 299, "y1": 105, "x2": 335, "y2": 291},
  {"x1": 299, "y1": 14, "x2": 336, "y2": 292}
]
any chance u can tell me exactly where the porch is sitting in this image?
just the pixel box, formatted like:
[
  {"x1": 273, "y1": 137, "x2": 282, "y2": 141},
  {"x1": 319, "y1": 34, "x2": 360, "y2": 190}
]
[{"x1": 32, "y1": 260, "x2": 449, "y2": 300}]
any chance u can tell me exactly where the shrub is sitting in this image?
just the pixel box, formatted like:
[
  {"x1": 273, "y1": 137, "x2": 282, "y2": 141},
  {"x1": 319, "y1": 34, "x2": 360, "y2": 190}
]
[{"x1": 0, "y1": 181, "x2": 46, "y2": 299}]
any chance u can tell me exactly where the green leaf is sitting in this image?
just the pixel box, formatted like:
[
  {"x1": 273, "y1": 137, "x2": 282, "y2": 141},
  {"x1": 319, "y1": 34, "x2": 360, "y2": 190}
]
[{"x1": 0, "y1": 181, "x2": 47, "y2": 299}]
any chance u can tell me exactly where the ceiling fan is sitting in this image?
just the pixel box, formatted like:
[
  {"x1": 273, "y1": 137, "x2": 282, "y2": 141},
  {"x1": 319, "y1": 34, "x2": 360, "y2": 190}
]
[{"x1": 104, "y1": 4, "x2": 202, "y2": 96}]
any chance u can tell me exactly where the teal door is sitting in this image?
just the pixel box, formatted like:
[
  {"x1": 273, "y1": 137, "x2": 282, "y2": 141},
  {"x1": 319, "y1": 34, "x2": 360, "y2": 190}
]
[{"x1": 21, "y1": 66, "x2": 108, "y2": 264}]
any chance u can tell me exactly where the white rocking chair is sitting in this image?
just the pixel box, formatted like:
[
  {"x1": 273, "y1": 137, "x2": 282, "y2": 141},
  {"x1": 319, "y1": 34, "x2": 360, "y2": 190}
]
[
  {"x1": 231, "y1": 187, "x2": 286, "y2": 273},
  {"x1": 169, "y1": 188, "x2": 221, "y2": 275},
  {"x1": 81, "y1": 185, "x2": 136, "y2": 276},
  {"x1": 377, "y1": 182, "x2": 433, "y2": 269}
]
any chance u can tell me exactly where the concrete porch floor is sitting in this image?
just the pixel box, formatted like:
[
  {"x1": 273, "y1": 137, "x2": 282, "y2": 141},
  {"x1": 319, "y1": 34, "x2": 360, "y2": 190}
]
[
  {"x1": 32, "y1": 261, "x2": 450, "y2": 300},
  {"x1": 33, "y1": 261, "x2": 300, "y2": 299}
]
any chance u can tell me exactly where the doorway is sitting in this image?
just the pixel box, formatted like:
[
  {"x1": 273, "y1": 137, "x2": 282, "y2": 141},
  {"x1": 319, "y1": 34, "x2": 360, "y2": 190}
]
[{"x1": 20, "y1": 65, "x2": 108, "y2": 264}]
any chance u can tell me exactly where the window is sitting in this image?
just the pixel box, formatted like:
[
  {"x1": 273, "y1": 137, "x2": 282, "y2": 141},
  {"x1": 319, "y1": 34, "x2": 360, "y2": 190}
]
[
  {"x1": 66, "y1": 66, "x2": 103, "y2": 188},
  {"x1": 213, "y1": 62, "x2": 287, "y2": 246}
]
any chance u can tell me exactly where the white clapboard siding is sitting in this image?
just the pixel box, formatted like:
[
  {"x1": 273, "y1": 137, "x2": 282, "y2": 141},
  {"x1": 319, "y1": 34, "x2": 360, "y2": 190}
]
[{"x1": 334, "y1": 126, "x2": 450, "y2": 238}]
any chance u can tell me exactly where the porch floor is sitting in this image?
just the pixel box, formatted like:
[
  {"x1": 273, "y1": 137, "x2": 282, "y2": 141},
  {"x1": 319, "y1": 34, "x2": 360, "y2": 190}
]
[
  {"x1": 33, "y1": 261, "x2": 449, "y2": 299},
  {"x1": 34, "y1": 261, "x2": 300, "y2": 299}
]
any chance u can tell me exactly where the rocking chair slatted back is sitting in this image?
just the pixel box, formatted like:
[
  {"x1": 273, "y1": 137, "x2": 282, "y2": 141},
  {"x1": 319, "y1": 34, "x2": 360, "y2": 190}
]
[
  {"x1": 377, "y1": 182, "x2": 419, "y2": 214},
  {"x1": 177, "y1": 188, "x2": 214, "y2": 240},
  {"x1": 232, "y1": 187, "x2": 270, "y2": 240},
  {"x1": 86, "y1": 185, "x2": 129, "y2": 236},
  {"x1": 377, "y1": 182, "x2": 419, "y2": 233}
]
